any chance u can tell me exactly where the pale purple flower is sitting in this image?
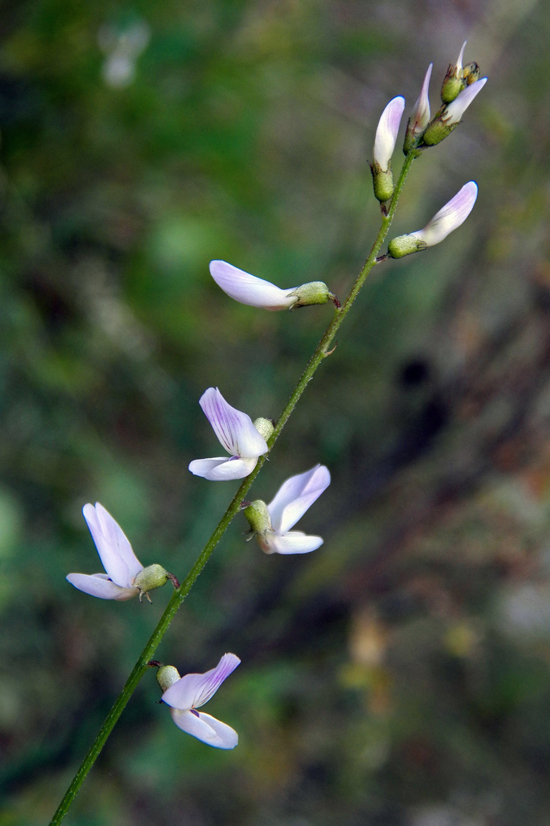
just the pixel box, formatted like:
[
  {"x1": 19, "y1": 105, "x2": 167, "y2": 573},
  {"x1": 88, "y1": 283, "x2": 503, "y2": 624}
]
[
  {"x1": 411, "y1": 181, "x2": 478, "y2": 247},
  {"x1": 258, "y1": 464, "x2": 330, "y2": 555},
  {"x1": 373, "y1": 96, "x2": 405, "y2": 171},
  {"x1": 189, "y1": 387, "x2": 268, "y2": 481},
  {"x1": 210, "y1": 260, "x2": 298, "y2": 311},
  {"x1": 161, "y1": 653, "x2": 240, "y2": 749},
  {"x1": 410, "y1": 64, "x2": 433, "y2": 136},
  {"x1": 66, "y1": 503, "x2": 144, "y2": 600},
  {"x1": 443, "y1": 77, "x2": 487, "y2": 126}
]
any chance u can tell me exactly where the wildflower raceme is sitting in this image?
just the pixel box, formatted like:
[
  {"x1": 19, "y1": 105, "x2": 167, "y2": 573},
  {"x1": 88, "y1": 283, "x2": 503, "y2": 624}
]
[
  {"x1": 243, "y1": 464, "x2": 330, "y2": 554},
  {"x1": 50, "y1": 44, "x2": 490, "y2": 823},
  {"x1": 157, "y1": 653, "x2": 240, "y2": 749}
]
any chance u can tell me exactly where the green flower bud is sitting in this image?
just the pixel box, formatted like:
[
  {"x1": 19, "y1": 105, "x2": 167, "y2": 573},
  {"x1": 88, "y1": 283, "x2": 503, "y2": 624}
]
[
  {"x1": 387, "y1": 234, "x2": 427, "y2": 259},
  {"x1": 133, "y1": 563, "x2": 170, "y2": 601},
  {"x1": 242, "y1": 500, "x2": 271, "y2": 536},
  {"x1": 157, "y1": 665, "x2": 181, "y2": 692},
  {"x1": 253, "y1": 417, "x2": 275, "y2": 442},
  {"x1": 288, "y1": 281, "x2": 336, "y2": 309}
]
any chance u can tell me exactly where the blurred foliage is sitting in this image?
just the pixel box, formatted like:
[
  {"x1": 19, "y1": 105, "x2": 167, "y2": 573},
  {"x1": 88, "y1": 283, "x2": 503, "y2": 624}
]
[{"x1": 2, "y1": 0, "x2": 550, "y2": 824}]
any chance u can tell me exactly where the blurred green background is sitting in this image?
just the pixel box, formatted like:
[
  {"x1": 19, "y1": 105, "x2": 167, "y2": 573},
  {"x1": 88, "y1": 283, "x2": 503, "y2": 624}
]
[{"x1": 2, "y1": 0, "x2": 550, "y2": 823}]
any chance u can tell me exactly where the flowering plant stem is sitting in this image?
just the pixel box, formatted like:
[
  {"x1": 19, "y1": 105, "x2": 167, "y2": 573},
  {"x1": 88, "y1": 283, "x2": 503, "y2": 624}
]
[{"x1": 48, "y1": 151, "x2": 416, "y2": 826}]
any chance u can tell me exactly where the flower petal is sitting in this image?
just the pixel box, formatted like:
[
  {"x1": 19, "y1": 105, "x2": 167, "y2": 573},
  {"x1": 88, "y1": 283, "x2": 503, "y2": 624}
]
[
  {"x1": 456, "y1": 40, "x2": 467, "y2": 71},
  {"x1": 267, "y1": 464, "x2": 331, "y2": 534},
  {"x1": 162, "y1": 653, "x2": 241, "y2": 710},
  {"x1": 66, "y1": 572, "x2": 138, "y2": 600},
  {"x1": 373, "y1": 96, "x2": 405, "y2": 171},
  {"x1": 188, "y1": 456, "x2": 258, "y2": 481},
  {"x1": 262, "y1": 530, "x2": 324, "y2": 555},
  {"x1": 199, "y1": 387, "x2": 268, "y2": 459},
  {"x1": 444, "y1": 77, "x2": 487, "y2": 124},
  {"x1": 412, "y1": 181, "x2": 478, "y2": 247},
  {"x1": 82, "y1": 503, "x2": 143, "y2": 588},
  {"x1": 170, "y1": 709, "x2": 238, "y2": 749},
  {"x1": 210, "y1": 260, "x2": 296, "y2": 311},
  {"x1": 409, "y1": 64, "x2": 432, "y2": 134}
]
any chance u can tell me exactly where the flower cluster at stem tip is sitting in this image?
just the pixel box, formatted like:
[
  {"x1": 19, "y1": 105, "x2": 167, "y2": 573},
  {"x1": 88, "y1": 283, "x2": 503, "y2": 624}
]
[
  {"x1": 371, "y1": 41, "x2": 485, "y2": 261},
  {"x1": 65, "y1": 42, "x2": 486, "y2": 751}
]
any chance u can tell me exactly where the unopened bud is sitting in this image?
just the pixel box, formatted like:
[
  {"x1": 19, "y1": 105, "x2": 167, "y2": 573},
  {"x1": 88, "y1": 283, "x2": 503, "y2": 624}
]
[
  {"x1": 157, "y1": 665, "x2": 181, "y2": 692},
  {"x1": 242, "y1": 500, "x2": 271, "y2": 536},
  {"x1": 404, "y1": 64, "x2": 432, "y2": 155},
  {"x1": 253, "y1": 417, "x2": 275, "y2": 441},
  {"x1": 422, "y1": 78, "x2": 486, "y2": 147},
  {"x1": 441, "y1": 41, "x2": 467, "y2": 104},
  {"x1": 387, "y1": 234, "x2": 427, "y2": 259},
  {"x1": 133, "y1": 563, "x2": 170, "y2": 600}
]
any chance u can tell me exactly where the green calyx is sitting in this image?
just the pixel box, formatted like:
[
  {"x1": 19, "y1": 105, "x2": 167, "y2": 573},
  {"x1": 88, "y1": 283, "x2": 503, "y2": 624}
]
[
  {"x1": 289, "y1": 281, "x2": 337, "y2": 310},
  {"x1": 421, "y1": 117, "x2": 458, "y2": 147},
  {"x1": 370, "y1": 161, "x2": 394, "y2": 203},
  {"x1": 441, "y1": 72, "x2": 463, "y2": 105},
  {"x1": 253, "y1": 417, "x2": 275, "y2": 441},
  {"x1": 242, "y1": 500, "x2": 271, "y2": 536},
  {"x1": 156, "y1": 665, "x2": 181, "y2": 692},
  {"x1": 388, "y1": 234, "x2": 427, "y2": 259},
  {"x1": 133, "y1": 564, "x2": 174, "y2": 601}
]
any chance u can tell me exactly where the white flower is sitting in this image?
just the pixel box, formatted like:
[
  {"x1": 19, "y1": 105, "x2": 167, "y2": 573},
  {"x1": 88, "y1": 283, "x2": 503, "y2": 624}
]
[
  {"x1": 66, "y1": 503, "x2": 144, "y2": 600},
  {"x1": 188, "y1": 387, "x2": 268, "y2": 481},
  {"x1": 246, "y1": 464, "x2": 331, "y2": 555},
  {"x1": 209, "y1": 260, "x2": 335, "y2": 311},
  {"x1": 160, "y1": 653, "x2": 240, "y2": 749},
  {"x1": 443, "y1": 77, "x2": 487, "y2": 126},
  {"x1": 411, "y1": 181, "x2": 478, "y2": 247},
  {"x1": 373, "y1": 96, "x2": 405, "y2": 172}
]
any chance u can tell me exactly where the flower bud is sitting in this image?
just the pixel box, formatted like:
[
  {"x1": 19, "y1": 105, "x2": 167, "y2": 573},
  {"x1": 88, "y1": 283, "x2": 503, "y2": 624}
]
[
  {"x1": 404, "y1": 64, "x2": 432, "y2": 155},
  {"x1": 288, "y1": 281, "x2": 336, "y2": 309},
  {"x1": 441, "y1": 41, "x2": 467, "y2": 104},
  {"x1": 132, "y1": 563, "x2": 170, "y2": 600},
  {"x1": 371, "y1": 96, "x2": 405, "y2": 202},
  {"x1": 422, "y1": 78, "x2": 487, "y2": 147},
  {"x1": 242, "y1": 500, "x2": 271, "y2": 536},
  {"x1": 157, "y1": 665, "x2": 181, "y2": 692},
  {"x1": 253, "y1": 417, "x2": 275, "y2": 442}
]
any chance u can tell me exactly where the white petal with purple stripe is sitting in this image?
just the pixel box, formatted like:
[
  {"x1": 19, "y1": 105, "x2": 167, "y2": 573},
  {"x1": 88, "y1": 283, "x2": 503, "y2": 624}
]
[
  {"x1": 189, "y1": 388, "x2": 268, "y2": 481},
  {"x1": 162, "y1": 654, "x2": 240, "y2": 749}
]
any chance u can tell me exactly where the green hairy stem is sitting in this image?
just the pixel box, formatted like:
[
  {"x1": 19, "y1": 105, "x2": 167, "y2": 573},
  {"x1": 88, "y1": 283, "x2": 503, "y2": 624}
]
[{"x1": 48, "y1": 151, "x2": 416, "y2": 826}]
